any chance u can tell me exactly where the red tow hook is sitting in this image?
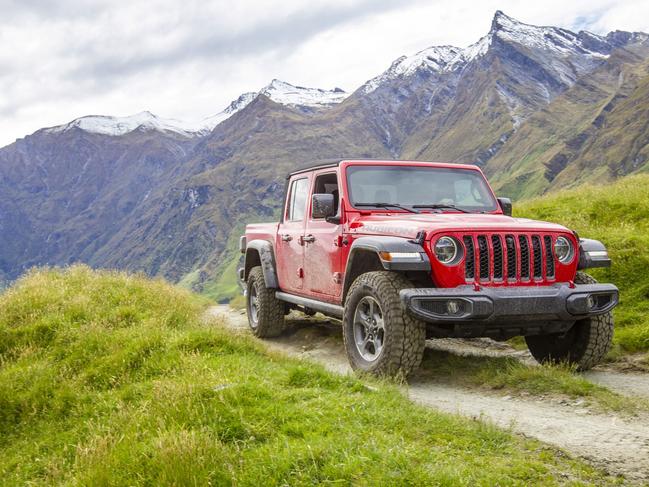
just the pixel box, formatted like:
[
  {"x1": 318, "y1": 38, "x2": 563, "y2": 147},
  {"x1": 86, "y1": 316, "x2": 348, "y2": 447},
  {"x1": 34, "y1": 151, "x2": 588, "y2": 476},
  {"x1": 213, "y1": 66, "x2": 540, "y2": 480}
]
[
  {"x1": 473, "y1": 282, "x2": 481, "y2": 292},
  {"x1": 569, "y1": 280, "x2": 576, "y2": 289}
]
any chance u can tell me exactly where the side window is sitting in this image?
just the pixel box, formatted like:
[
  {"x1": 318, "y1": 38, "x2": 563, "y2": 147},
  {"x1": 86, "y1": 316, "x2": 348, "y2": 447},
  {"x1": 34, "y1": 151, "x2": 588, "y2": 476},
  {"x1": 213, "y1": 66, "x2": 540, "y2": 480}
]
[{"x1": 287, "y1": 178, "x2": 309, "y2": 221}]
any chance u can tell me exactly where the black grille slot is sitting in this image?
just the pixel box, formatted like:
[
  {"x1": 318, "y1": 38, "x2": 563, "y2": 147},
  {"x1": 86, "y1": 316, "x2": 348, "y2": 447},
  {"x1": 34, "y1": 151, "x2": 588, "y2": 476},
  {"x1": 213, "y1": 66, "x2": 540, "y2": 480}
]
[
  {"x1": 505, "y1": 235, "x2": 516, "y2": 279},
  {"x1": 532, "y1": 236, "x2": 542, "y2": 279},
  {"x1": 544, "y1": 236, "x2": 555, "y2": 279},
  {"x1": 419, "y1": 300, "x2": 448, "y2": 315},
  {"x1": 462, "y1": 233, "x2": 555, "y2": 283},
  {"x1": 477, "y1": 236, "x2": 489, "y2": 280},
  {"x1": 519, "y1": 235, "x2": 530, "y2": 279},
  {"x1": 492, "y1": 235, "x2": 503, "y2": 280},
  {"x1": 463, "y1": 236, "x2": 475, "y2": 280}
]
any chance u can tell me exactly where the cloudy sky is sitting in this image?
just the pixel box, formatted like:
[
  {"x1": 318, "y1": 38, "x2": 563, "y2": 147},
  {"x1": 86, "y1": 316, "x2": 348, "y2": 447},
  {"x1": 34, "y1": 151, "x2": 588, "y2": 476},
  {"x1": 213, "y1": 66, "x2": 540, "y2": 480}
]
[{"x1": 1, "y1": 0, "x2": 648, "y2": 147}]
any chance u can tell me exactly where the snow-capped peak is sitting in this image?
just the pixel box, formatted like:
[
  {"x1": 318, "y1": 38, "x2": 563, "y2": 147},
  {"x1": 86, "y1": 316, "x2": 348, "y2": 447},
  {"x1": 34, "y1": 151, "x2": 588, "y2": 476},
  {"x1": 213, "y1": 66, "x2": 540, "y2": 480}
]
[
  {"x1": 260, "y1": 79, "x2": 348, "y2": 108},
  {"x1": 44, "y1": 80, "x2": 348, "y2": 138},
  {"x1": 490, "y1": 10, "x2": 522, "y2": 32},
  {"x1": 44, "y1": 91, "x2": 259, "y2": 138},
  {"x1": 362, "y1": 46, "x2": 463, "y2": 93},
  {"x1": 196, "y1": 92, "x2": 258, "y2": 132},
  {"x1": 45, "y1": 111, "x2": 204, "y2": 137},
  {"x1": 362, "y1": 10, "x2": 615, "y2": 94},
  {"x1": 488, "y1": 10, "x2": 610, "y2": 59}
]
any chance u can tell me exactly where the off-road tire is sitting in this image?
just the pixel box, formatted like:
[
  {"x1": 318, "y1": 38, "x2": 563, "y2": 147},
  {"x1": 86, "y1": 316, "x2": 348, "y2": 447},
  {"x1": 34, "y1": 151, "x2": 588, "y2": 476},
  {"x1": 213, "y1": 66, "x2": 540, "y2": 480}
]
[
  {"x1": 246, "y1": 266, "x2": 285, "y2": 338},
  {"x1": 525, "y1": 272, "x2": 614, "y2": 371},
  {"x1": 343, "y1": 271, "x2": 426, "y2": 377}
]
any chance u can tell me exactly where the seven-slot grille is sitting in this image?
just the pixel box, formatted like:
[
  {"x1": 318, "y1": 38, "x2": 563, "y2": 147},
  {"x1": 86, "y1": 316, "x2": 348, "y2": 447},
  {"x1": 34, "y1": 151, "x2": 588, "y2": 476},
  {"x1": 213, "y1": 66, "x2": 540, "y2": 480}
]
[{"x1": 462, "y1": 234, "x2": 556, "y2": 283}]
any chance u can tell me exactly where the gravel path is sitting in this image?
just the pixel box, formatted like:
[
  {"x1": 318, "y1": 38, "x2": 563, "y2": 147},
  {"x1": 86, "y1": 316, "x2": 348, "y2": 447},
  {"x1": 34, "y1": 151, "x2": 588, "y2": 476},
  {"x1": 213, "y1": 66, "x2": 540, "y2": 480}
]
[
  {"x1": 583, "y1": 370, "x2": 649, "y2": 398},
  {"x1": 208, "y1": 305, "x2": 649, "y2": 483}
]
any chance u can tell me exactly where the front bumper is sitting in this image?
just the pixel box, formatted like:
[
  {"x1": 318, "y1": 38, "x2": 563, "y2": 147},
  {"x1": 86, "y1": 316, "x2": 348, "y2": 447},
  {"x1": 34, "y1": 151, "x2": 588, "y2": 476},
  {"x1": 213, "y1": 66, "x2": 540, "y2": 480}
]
[{"x1": 400, "y1": 283, "x2": 619, "y2": 325}]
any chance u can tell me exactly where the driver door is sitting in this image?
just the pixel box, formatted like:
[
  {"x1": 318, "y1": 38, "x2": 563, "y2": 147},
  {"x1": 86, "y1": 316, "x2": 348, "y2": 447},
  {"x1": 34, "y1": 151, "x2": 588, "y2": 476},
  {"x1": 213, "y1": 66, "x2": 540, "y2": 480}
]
[{"x1": 303, "y1": 171, "x2": 343, "y2": 300}]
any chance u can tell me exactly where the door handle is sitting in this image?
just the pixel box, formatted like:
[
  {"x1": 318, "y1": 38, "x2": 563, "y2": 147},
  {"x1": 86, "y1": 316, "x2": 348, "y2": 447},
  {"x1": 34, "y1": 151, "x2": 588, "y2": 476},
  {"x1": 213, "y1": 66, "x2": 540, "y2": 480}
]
[
  {"x1": 302, "y1": 234, "x2": 316, "y2": 243},
  {"x1": 281, "y1": 234, "x2": 292, "y2": 242}
]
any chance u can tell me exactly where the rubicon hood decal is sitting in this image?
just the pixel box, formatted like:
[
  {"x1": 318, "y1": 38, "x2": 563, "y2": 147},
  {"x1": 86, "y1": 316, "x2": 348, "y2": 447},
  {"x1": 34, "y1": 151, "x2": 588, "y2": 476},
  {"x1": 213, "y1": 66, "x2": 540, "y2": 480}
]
[{"x1": 350, "y1": 213, "x2": 569, "y2": 236}]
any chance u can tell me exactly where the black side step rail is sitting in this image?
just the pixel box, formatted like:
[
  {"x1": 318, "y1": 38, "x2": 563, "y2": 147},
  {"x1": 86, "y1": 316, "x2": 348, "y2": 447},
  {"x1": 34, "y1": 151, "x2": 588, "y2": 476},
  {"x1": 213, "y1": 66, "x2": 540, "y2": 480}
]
[{"x1": 275, "y1": 292, "x2": 344, "y2": 319}]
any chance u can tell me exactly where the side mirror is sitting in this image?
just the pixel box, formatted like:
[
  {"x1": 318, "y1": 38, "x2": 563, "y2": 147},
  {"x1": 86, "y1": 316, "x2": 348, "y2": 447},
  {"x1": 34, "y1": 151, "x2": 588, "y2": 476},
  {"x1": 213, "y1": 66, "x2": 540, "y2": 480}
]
[
  {"x1": 497, "y1": 197, "x2": 512, "y2": 216},
  {"x1": 312, "y1": 193, "x2": 336, "y2": 219}
]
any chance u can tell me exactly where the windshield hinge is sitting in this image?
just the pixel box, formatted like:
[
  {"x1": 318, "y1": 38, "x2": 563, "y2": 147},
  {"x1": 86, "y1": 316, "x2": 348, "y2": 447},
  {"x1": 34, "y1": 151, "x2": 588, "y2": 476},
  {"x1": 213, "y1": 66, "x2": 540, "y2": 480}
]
[{"x1": 408, "y1": 231, "x2": 426, "y2": 246}]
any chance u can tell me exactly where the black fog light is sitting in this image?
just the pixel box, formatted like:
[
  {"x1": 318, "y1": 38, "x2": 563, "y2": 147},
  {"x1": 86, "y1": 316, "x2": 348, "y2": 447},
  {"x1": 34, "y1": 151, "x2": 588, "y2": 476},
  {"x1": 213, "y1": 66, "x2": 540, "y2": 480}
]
[
  {"x1": 590, "y1": 293, "x2": 615, "y2": 311},
  {"x1": 567, "y1": 292, "x2": 617, "y2": 315},
  {"x1": 408, "y1": 295, "x2": 489, "y2": 320},
  {"x1": 447, "y1": 300, "x2": 462, "y2": 315},
  {"x1": 587, "y1": 295, "x2": 596, "y2": 310},
  {"x1": 416, "y1": 298, "x2": 466, "y2": 317}
]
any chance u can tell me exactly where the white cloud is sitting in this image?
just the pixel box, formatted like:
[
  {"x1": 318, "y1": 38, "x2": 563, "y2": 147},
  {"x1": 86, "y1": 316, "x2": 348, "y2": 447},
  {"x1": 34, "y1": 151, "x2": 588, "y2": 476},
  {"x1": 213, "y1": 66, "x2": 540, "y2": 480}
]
[{"x1": 0, "y1": 0, "x2": 647, "y2": 147}]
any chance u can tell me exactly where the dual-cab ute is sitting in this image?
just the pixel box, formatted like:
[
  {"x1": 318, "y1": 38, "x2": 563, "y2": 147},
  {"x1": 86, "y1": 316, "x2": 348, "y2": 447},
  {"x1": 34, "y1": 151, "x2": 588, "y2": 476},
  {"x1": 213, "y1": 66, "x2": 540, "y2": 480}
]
[{"x1": 239, "y1": 160, "x2": 618, "y2": 376}]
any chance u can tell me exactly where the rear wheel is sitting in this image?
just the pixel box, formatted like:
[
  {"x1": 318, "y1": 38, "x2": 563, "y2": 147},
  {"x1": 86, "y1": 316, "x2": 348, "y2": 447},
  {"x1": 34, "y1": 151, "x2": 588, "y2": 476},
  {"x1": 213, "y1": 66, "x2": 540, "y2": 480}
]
[
  {"x1": 343, "y1": 271, "x2": 426, "y2": 377},
  {"x1": 246, "y1": 266, "x2": 285, "y2": 338},
  {"x1": 525, "y1": 272, "x2": 614, "y2": 371}
]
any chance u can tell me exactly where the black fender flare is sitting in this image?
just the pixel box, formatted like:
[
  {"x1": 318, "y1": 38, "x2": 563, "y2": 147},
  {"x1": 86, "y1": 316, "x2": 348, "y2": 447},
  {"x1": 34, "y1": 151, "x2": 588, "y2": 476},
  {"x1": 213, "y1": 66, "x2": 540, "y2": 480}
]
[
  {"x1": 578, "y1": 238, "x2": 611, "y2": 270},
  {"x1": 244, "y1": 240, "x2": 279, "y2": 288},
  {"x1": 342, "y1": 236, "x2": 431, "y2": 298}
]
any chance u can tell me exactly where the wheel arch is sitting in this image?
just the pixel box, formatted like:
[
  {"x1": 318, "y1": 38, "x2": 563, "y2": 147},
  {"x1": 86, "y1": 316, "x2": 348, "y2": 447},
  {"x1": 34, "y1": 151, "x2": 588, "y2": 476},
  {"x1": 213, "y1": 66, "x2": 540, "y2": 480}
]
[
  {"x1": 578, "y1": 238, "x2": 611, "y2": 270},
  {"x1": 244, "y1": 239, "x2": 279, "y2": 289},
  {"x1": 342, "y1": 236, "x2": 430, "y2": 302}
]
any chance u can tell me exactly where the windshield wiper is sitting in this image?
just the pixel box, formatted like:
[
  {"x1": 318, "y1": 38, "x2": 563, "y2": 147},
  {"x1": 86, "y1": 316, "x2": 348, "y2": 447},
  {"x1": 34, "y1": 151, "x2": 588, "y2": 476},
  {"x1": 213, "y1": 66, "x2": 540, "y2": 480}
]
[
  {"x1": 412, "y1": 204, "x2": 471, "y2": 213},
  {"x1": 355, "y1": 202, "x2": 420, "y2": 214}
]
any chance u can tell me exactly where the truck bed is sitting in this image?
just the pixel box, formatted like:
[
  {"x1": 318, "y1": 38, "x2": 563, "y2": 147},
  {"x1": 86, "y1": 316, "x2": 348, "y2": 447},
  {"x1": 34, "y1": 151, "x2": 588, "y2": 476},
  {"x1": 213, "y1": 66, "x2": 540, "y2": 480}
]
[{"x1": 245, "y1": 222, "x2": 279, "y2": 244}]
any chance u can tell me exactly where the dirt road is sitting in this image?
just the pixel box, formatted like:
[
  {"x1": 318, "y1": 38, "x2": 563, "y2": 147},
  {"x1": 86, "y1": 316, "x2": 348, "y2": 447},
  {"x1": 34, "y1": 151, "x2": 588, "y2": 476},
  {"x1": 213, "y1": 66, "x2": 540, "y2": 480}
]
[{"x1": 208, "y1": 305, "x2": 649, "y2": 483}]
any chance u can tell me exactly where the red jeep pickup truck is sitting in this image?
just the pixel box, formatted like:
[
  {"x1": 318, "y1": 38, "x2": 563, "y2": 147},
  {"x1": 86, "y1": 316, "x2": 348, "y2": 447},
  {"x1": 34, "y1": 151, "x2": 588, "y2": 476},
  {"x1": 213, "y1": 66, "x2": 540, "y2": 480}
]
[{"x1": 239, "y1": 160, "x2": 618, "y2": 376}]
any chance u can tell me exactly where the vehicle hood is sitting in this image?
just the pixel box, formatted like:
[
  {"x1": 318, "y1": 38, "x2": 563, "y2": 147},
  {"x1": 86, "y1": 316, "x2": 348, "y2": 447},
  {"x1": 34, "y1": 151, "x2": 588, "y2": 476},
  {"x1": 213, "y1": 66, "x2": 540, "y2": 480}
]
[{"x1": 348, "y1": 213, "x2": 571, "y2": 238}]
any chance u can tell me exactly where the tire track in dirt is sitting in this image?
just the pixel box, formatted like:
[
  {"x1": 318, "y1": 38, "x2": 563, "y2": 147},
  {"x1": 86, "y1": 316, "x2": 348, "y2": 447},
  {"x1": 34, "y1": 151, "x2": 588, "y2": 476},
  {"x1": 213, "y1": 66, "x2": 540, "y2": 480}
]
[{"x1": 208, "y1": 305, "x2": 649, "y2": 483}]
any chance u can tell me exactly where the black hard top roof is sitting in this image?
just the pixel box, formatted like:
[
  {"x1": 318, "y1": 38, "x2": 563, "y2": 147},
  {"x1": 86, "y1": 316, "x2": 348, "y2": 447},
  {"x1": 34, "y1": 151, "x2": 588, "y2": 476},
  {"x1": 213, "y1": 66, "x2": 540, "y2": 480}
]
[
  {"x1": 286, "y1": 159, "x2": 478, "y2": 178},
  {"x1": 286, "y1": 159, "x2": 342, "y2": 178}
]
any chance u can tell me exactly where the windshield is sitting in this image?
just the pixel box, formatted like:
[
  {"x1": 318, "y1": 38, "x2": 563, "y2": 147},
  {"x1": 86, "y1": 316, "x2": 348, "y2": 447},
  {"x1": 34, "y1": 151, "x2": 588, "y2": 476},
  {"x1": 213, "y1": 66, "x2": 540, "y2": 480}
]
[{"x1": 346, "y1": 165, "x2": 498, "y2": 212}]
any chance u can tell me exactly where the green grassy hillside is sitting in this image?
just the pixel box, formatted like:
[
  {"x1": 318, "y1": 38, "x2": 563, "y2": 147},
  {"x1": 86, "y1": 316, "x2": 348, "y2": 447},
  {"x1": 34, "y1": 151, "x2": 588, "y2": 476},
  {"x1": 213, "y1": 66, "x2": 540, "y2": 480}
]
[
  {"x1": 0, "y1": 266, "x2": 609, "y2": 484},
  {"x1": 517, "y1": 174, "x2": 649, "y2": 354}
]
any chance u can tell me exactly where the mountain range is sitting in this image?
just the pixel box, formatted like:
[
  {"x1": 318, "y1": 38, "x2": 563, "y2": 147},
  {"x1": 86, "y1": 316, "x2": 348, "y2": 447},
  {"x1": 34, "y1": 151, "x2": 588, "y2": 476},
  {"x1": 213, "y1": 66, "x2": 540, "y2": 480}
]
[{"x1": 1, "y1": 11, "x2": 648, "y2": 296}]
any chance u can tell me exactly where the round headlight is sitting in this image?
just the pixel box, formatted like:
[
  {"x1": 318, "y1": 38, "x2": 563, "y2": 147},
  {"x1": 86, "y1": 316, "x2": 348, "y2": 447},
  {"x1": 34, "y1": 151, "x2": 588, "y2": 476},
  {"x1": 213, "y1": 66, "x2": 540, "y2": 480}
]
[
  {"x1": 434, "y1": 236, "x2": 459, "y2": 265},
  {"x1": 554, "y1": 236, "x2": 574, "y2": 263}
]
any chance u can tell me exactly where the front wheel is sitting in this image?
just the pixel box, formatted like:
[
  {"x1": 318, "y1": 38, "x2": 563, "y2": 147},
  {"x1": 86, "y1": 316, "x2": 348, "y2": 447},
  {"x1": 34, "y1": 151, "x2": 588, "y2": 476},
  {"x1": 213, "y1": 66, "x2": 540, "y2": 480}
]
[
  {"x1": 343, "y1": 271, "x2": 426, "y2": 377},
  {"x1": 525, "y1": 272, "x2": 614, "y2": 371},
  {"x1": 246, "y1": 266, "x2": 286, "y2": 338}
]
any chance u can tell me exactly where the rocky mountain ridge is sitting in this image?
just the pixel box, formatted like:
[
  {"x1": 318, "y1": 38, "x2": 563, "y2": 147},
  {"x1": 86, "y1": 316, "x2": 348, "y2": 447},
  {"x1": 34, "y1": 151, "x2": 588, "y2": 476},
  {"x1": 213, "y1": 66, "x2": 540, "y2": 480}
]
[{"x1": 362, "y1": 11, "x2": 629, "y2": 94}]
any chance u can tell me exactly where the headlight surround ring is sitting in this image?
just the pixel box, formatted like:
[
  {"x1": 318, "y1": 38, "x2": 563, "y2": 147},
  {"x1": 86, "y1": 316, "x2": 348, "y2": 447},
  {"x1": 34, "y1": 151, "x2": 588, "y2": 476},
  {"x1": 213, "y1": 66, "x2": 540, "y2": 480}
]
[
  {"x1": 554, "y1": 236, "x2": 575, "y2": 264},
  {"x1": 434, "y1": 236, "x2": 461, "y2": 265}
]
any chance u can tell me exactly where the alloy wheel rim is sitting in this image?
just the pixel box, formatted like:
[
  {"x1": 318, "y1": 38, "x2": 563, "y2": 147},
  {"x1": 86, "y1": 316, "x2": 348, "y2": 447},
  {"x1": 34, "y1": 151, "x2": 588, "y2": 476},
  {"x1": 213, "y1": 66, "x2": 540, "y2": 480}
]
[
  {"x1": 353, "y1": 296, "x2": 385, "y2": 362},
  {"x1": 248, "y1": 284, "x2": 259, "y2": 328}
]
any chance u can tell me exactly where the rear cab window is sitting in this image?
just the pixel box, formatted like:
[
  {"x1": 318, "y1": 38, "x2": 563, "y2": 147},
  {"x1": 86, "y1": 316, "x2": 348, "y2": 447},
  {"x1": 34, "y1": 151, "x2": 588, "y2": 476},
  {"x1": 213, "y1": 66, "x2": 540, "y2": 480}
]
[{"x1": 286, "y1": 177, "x2": 310, "y2": 221}]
